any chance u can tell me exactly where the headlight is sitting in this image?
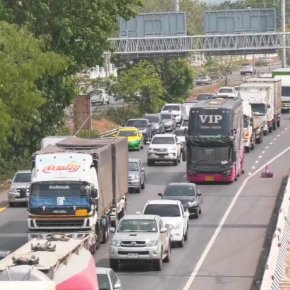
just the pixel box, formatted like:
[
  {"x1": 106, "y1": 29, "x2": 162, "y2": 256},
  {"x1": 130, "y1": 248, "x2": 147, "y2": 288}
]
[
  {"x1": 111, "y1": 240, "x2": 121, "y2": 247},
  {"x1": 168, "y1": 149, "x2": 176, "y2": 153},
  {"x1": 188, "y1": 200, "x2": 198, "y2": 207},
  {"x1": 172, "y1": 222, "x2": 182, "y2": 229},
  {"x1": 147, "y1": 240, "x2": 158, "y2": 246},
  {"x1": 148, "y1": 148, "x2": 154, "y2": 153},
  {"x1": 9, "y1": 189, "x2": 18, "y2": 195},
  {"x1": 131, "y1": 175, "x2": 139, "y2": 181}
]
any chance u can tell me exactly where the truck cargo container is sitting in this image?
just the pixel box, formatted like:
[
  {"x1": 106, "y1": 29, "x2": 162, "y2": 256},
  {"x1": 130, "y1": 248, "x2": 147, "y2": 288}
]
[{"x1": 28, "y1": 137, "x2": 128, "y2": 250}]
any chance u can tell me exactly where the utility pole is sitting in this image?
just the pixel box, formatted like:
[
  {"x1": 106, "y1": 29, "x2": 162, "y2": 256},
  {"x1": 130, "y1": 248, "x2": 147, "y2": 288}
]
[
  {"x1": 175, "y1": 0, "x2": 180, "y2": 12},
  {"x1": 281, "y1": 0, "x2": 287, "y2": 67}
]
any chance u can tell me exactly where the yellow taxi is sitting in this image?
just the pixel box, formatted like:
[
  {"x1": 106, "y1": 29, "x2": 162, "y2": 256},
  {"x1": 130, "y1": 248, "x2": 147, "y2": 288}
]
[{"x1": 115, "y1": 127, "x2": 144, "y2": 150}]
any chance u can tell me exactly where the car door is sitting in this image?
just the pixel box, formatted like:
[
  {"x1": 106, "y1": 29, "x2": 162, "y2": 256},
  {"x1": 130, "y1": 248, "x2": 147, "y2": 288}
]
[{"x1": 179, "y1": 202, "x2": 188, "y2": 235}]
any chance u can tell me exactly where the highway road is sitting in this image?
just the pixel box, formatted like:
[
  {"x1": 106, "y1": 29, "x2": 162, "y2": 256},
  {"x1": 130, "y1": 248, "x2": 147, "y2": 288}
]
[{"x1": 0, "y1": 113, "x2": 290, "y2": 290}]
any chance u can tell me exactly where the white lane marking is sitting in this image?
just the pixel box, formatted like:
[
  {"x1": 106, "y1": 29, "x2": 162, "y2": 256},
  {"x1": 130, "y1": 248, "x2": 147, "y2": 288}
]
[
  {"x1": 182, "y1": 147, "x2": 290, "y2": 290},
  {"x1": 274, "y1": 138, "x2": 277, "y2": 141},
  {"x1": 277, "y1": 134, "x2": 281, "y2": 137},
  {"x1": 0, "y1": 233, "x2": 27, "y2": 238},
  {"x1": 251, "y1": 166, "x2": 255, "y2": 170},
  {"x1": 262, "y1": 151, "x2": 266, "y2": 154},
  {"x1": 255, "y1": 160, "x2": 259, "y2": 164},
  {"x1": 266, "y1": 146, "x2": 269, "y2": 149},
  {"x1": 248, "y1": 172, "x2": 252, "y2": 176},
  {"x1": 270, "y1": 142, "x2": 273, "y2": 145},
  {"x1": 258, "y1": 155, "x2": 262, "y2": 159}
]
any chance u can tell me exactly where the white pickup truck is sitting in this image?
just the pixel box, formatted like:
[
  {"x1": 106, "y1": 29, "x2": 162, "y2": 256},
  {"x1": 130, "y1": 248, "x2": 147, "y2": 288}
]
[{"x1": 90, "y1": 88, "x2": 110, "y2": 105}]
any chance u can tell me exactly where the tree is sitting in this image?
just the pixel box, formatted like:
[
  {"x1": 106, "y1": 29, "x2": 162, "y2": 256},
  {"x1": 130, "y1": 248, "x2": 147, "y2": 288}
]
[
  {"x1": 112, "y1": 61, "x2": 165, "y2": 115},
  {"x1": 0, "y1": 21, "x2": 69, "y2": 168},
  {"x1": 154, "y1": 58, "x2": 195, "y2": 103}
]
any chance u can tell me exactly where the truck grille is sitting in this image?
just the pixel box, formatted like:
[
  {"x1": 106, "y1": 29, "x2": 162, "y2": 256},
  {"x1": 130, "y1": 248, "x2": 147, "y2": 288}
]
[
  {"x1": 121, "y1": 241, "x2": 146, "y2": 247},
  {"x1": 154, "y1": 148, "x2": 167, "y2": 153},
  {"x1": 35, "y1": 219, "x2": 85, "y2": 227}
]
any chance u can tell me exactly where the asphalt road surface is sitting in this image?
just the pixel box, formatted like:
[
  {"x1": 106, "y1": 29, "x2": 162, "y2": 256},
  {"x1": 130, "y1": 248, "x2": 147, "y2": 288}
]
[{"x1": 1, "y1": 113, "x2": 290, "y2": 290}]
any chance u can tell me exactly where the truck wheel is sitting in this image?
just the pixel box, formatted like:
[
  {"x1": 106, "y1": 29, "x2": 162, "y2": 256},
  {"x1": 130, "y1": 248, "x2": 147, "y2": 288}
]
[
  {"x1": 273, "y1": 120, "x2": 277, "y2": 130},
  {"x1": 141, "y1": 181, "x2": 145, "y2": 189},
  {"x1": 9, "y1": 202, "x2": 15, "y2": 208},
  {"x1": 95, "y1": 226, "x2": 101, "y2": 250},
  {"x1": 177, "y1": 238, "x2": 184, "y2": 248},
  {"x1": 173, "y1": 159, "x2": 178, "y2": 166},
  {"x1": 164, "y1": 244, "x2": 171, "y2": 263},
  {"x1": 153, "y1": 254, "x2": 163, "y2": 271},
  {"x1": 135, "y1": 183, "x2": 141, "y2": 193},
  {"x1": 184, "y1": 226, "x2": 188, "y2": 240},
  {"x1": 147, "y1": 160, "x2": 154, "y2": 166},
  {"x1": 102, "y1": 225, "x2": 109, "y2": 244},
  {"x1": 269, "y1": 126, "x2": 272, "y2": 133},
  {"x1": 110, "y1": 259, "x2": 119, "y2": 272},
  {"x1": 277, "y1": 119, "x2": 281, "y2": 127}
]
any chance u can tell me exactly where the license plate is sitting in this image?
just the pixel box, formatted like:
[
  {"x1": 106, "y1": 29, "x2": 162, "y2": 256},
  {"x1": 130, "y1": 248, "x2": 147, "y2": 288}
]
[
  {"x1": 205, "y1": 176, "x2": 214, "y2": 181},
  {"x1": 158, "y1": 155, "x2": 164, "y2": 158},
  {"x1": 128, "y1": 253, "x2": 138, "y2": 258}
]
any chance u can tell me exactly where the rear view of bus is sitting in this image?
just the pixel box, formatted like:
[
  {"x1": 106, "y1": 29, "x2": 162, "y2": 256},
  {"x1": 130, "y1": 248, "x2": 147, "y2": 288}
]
[{"x1": 184, "y1": 98, "x2": 244, "y2": 183}]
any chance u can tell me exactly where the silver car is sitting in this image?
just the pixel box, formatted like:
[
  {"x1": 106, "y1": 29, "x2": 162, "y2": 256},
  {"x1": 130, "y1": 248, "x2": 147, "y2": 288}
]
[
  {"x1": 96, "y1": 267, "x2": 122, "y2": 290},
  {"x1": 128, "y1": 158, "x2": 145, "y2": 193},
  {"x1": 8, "y1": 170, "x2": 31, "y2": 207},
  {"x1": 109, "y1": 214, "x2": 171, "y2": 271}
]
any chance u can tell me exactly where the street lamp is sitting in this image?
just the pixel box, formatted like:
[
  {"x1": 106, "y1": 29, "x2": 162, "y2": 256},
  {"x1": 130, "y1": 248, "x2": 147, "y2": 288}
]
[{"x1": 281, "y1": 0, "x2": 287, "y2": 67}]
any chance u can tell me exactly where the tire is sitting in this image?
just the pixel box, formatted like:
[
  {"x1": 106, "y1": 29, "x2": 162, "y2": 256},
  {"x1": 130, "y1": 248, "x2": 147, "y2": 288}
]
[
  {"x1": 273, "y1": 120, "x2": 277, "y2": 130},
  {"x1": 135, "y1": 183, "x2": 141, "y2": 193},
  {"x1": 173, "y1": 159, "x2": 178, "y2": 166},
  {"x1": 9, "y1": 202, "x2": 15, "y2": 208},
  {"x1": 184, "y1": 226, "x2": 188, "y2": 241},
  {"x1": 264, "y1": 130, "x2": 268, "y2": 136},
  {"x1": 95, "y1": 226, "x2": 101, "y2": 250},
  {"x1": 101, "y1": 225, "x2": 109, "y2": 244},
  {"x1": 153, "y1": 254, "x2": 163, "y2": 271},
  {"x1": 141, "y1": 180, "x2": 145, "y2": 190},
  {"x1": 164, "y1": 244, "x2": 171, "y2": 263},
  {"x1": 269, "y1": 126, "x2": 272, "y2": 133},
  {"x1": 147, "y1": 159, "x2": 154, "y2": 166},
  {"x1": 110, "y1": 259, "x2": 119, "y2": 272},
  {"x1": 244, "y1": 147, "x2": 250, "y2": 153},
  {"x1": 195, "y1": 209, "x2": 199, "y2": 219},
  {"x1": 177, "y1": 238, "x2": 184, "y2": 248},
  {"x1": 277, "y1": 119, "x2": 281, "y2": 127}
]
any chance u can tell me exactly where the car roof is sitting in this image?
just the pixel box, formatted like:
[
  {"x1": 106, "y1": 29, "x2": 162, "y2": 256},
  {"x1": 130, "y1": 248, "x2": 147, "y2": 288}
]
[
  {"x1": 96, "y1": 267, "x2": 112, "y2": 275},
  {"x1": 15, "y1": 170, "x2": 31, "y2": 174},
  {"x1": 162, "y1": 103, "x2": 181, "y2": 106},
  {"x1": 218, "y1": 87, "x2": 234, "y2": 90},
  {"x1": 166, "y1": 182, "x2": 197, "y2": 187},
  {"x1": 127, "y1": 118, "x2": 148, "y2": 121},
  {"x1": 119, "y1": 127, "x2": 138, "y2": 131},
  {"x1": 153, "y1": 133, "x2": 175, "y2": 138},
  {"x1": 145, "y1": 199, "x2": 181, "y2": 205},
  {"x1": 144, "y1": 113, "x2": 159, "y2": 116},
  {"x1": 122, "y1": 214, "x2": 160, "y2": 220},
  {"x1": 129, "y1": 158, "x2": 140, "y2": 163}
]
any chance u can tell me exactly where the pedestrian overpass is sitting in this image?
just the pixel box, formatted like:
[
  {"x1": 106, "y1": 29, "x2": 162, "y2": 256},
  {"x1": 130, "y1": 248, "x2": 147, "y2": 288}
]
[{"x1": 109, "y1": 32, "x2": 290, "y2": 58}]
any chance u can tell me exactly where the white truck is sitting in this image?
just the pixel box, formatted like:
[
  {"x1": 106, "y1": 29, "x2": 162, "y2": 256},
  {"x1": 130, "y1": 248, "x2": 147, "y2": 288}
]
[
  {"x1": 180, "y1": 101, "x2": 198, "y2": 130},
  {"x1": 239, "y1": 82, "x2": 277, "y2": 135},
  {"x1": 245, "y1": 77, "x2": 281, "y2": 130},
  {"x1": 28, "y1": 137, "x2": 128, "y2": 251},
  {"x1": 0, "y1": 236, "x2": 99, "y2": 290},
  {"x1": 242, "y1": 100, "x2": 260, "y2": 152},
  {"x1": 272, "y1": 68, "x2": 290, "y2": 113}
]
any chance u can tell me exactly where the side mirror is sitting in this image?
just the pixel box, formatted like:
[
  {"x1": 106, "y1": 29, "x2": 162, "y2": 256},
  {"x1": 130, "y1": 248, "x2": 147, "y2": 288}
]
[
  {"x1": 160, "y1": 227, "x2": 168, "y2": 233},
  {"x1": 7, "y1": 179, "x2": 12, "y2": 184},
  {"x1": 177, "y1": 123, "x2": 181, "y2": 127},
  {"x1": 91, "y1": 188, "x2": 98, "y2": 198},
  {"x1": 112, "y1": 133, "x2": 117, "y2": 137},
  {"x1": 268, "y1": 104, "x2": 271, "y2": 108},
  {"x1": 136, "y1": 211, "x2": 141, "y2": 215},
  {"x1": 141, "y1": 167, "x2": 145, "y2": 172},
  {"x1": 110, "y1": 227, "x2": 116, "y2": 233},
  {"x1": 158, "y1": 193, "x2": 163, "y2": 197},
  {"x1": 197, "y1": 192, "x2": 202, "y2": 196},
  {"x1": 113, "y1": 281, "x2": 122, "y2": 290}
]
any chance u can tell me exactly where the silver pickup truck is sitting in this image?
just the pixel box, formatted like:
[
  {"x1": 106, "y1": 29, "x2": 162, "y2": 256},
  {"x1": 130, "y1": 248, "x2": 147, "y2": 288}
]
[
  {"x1": 128, "y1": 158, "x2": 145, "y2": 193},
  {"x1": 109, "y1": 214, "x2": 171, "y2": 271}
]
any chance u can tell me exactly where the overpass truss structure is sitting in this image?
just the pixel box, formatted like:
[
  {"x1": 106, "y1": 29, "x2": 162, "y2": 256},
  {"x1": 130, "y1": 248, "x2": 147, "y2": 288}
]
[{"x1": 109, "y1": 32, "x2": 290, "y2": 57}]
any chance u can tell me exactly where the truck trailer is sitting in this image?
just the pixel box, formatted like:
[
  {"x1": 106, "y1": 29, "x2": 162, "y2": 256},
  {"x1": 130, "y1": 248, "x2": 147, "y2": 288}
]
[
  {"x1": 28, "y1": 137, "x2": 128, "y2": 250},
  {"x1": 0, "y1": 236, "x2": 99, "y2": 290},
  {"x1": 272, "y1": 68, "x2": 290, "y2": 113}
]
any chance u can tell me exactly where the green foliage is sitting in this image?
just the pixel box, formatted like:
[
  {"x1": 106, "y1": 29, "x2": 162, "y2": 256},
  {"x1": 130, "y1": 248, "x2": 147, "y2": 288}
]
[
  {"x1": 154, "y1": 58, "x2": 195, "y2": 103},
  {"x1": 112, "y1": 61, "x2": 166, "y2": 114},
  {"x1": 0, "y1": 21, "x2": 69, "y2": 156}
]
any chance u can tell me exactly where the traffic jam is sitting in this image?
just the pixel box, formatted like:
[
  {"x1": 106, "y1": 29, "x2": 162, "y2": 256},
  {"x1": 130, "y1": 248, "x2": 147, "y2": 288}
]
[{"x1": 0, "y1": 72, "x2": 286, "y2": 290}]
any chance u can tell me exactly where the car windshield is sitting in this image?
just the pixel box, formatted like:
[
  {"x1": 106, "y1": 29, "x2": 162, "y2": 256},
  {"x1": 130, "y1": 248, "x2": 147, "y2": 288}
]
[
  {"x1": 14, "y1": 172, "x2": 31, "y2": 183},
  {"x1": 151, "y1": 137, "x2": 175, "y2": 144},
  {"x1": 219, "y1": 88, "x2": 233, "y2": 93},
  {"x1": 129, "y1": 162, "x2": 139, "y2": 171},
  {"x1": 161, "y1": 114, "x2": 171, "y2": 120},
  {"x1": 143, "y1": 204, "x2": 181, "y2": 217},
  {"x1": 144, "y1": 115, "x2": 159, "y2": 123},
  {"x1": 164, "y1": 185, "x2": 196, "y2": 197},
  {"x1": 118, "y1": 130, "x2": 137, "y2": 137},
  {"x1": 97, "y1": 273, "x2": 111, "y2": 290},
  {"x1": 162, "y1": 105, "x2": 180, "y2": 111},
  {"x1": 173, "y1": 130, "x2": 185, "y2": 136},
  {"x1": 118, "y1": 219, "x2": 157, "y2": 232},
  {"x1": 197, "y1": 94, "x2": 214, "y2": 100},
  {"x1": 127, "y1": 120, "x2": 147, "y2": 127}
]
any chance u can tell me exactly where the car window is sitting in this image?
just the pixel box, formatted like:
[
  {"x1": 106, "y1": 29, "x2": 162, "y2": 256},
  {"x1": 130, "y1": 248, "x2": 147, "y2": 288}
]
[
  {"x1": 118, "y1": 130, "x2": 137, "y2": 137},
  {"x1": 219, "y1": 88, "x2": 233, "y2": 93},
  {"x1": 160, "y1": 114, "x2": 171, "y2": 120},
  {"x1": 97, "y1": 273, "x2": 111, "y2": 290},
  {"x1": 129, "y1": 162, "x2": 139, "y2": 171},
  {"x1": 109, "y1": 269, "x2": 118, "y2": 286},
  {"x1": 117, "y1": 219, "x2": 157, "y2": 232},
  {"x1": 151, "y1": 137, "x2": 175, "y2": 144},
  {"x1": 162, "y1": 105, "x2": 180, "y2": 111},
  {"x1": 144, "y1": 115, "x2": 159, "y2": 123},
  {"x1": 13, "y1": 172, "x2": 31, "y2": 183},
  {"x1": 164, "y1": 185, "x2": 196, "y2": 197},
  {"x1": 143, "y1": 204, "x2": 181, "y2": 217}
]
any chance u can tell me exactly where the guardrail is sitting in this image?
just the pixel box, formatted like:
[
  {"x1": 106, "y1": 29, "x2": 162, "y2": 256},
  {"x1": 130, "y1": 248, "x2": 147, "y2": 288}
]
[
  {"x1": 99, "y1": 127, "x2": 120, "y2": 137},
  {"x1": 260, "y1": 177, "x2": 290, "y2": 290}
]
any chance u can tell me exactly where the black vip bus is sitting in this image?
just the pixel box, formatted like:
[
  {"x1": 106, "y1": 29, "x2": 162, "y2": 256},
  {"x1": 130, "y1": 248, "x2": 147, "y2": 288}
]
[{"x1": 184, "y1": 97, "x2": 244, "y2": 183}]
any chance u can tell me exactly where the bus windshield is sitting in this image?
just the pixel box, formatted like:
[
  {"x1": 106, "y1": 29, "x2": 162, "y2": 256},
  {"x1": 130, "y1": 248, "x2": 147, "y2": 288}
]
[{"x1": 189, "y1": 146, "x2": 231, "y2": 164}]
